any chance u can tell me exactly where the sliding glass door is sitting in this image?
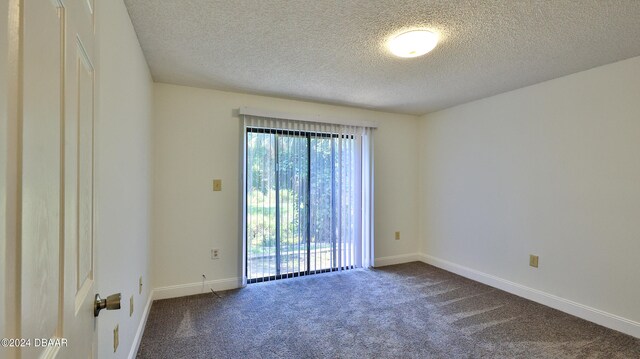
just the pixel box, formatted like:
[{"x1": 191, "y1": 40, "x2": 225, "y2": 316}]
[{"x1": 246, "y1": 128, "x2": 355, "y2": 283}]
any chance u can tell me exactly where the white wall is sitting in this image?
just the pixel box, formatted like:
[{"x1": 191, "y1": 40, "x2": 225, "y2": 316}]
[
  {"x1": 419, "y1": 56, "x2": 640, "y2": 328},
  {"x1": 95, "y1": 0, "x2": 153, "y2": 358},
  {"x1": 152, "y1": 83, "x2": 419, "y2": 292}
]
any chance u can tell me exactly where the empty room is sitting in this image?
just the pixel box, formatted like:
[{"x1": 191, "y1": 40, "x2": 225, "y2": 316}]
[{"x1": 2, "y1": 0, "x2": 640, "y2": 358}]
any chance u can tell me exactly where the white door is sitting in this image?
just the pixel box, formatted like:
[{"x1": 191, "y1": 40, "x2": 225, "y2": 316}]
[
  {"x1": 20, "y1": 0, "x2": 65, "y2": 358},
  {"x1": 62, "y1": 0, "x2": 99, "y2": 357},
  {"x1": 10, "y1": 0, "x2": 105, "y2": 358}
]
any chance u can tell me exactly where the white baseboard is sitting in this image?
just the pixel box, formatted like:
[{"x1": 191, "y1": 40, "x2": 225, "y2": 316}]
[
  {"x1": 128, "y1": 290, "x2": 154, "y2": 359},
  {"x1": 153, "y1": 277, "x2": 242, "y2": 301},
  {"x1": 418, "y1": 253, "x2": 640, "y2": 339},
  {"x1": 374, "y1": 253, "x2": 421, "y2": 267}
]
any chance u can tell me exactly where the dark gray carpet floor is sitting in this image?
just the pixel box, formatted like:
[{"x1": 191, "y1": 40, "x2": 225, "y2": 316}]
[{"x1": 137, "y1": 262, "x2": 640, "y2": 358}]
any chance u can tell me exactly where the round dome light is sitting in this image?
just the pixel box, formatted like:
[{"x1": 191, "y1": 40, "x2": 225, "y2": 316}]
[{"x1": 388, "y1": 30, "x2": 439, "y2": 58}]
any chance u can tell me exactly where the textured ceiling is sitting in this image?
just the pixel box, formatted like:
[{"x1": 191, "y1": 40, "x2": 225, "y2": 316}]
[{"x1": 124, "y1": 0, "x2": 640, "y2": 115}]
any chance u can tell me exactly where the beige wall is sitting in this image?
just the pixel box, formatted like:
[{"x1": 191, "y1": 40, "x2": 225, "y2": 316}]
[
  {"x1": 152, "y1": 83, "x2": 419, "y2": 291},
  {"x1": 419, "y1": 56, "x2": 640, "y2": 326},
  {"x1": 95, "y1": 0, "x2": 154, "y2": 357}
]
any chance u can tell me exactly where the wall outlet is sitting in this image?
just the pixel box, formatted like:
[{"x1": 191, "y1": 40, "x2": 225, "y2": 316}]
[
  {"x1": 211, "y1": 248, "x2": 220, "y2": 260},
  {"x1": 130, "y1": 295, "x2": 134, "y2": 317},
  {"x1": 529, "y1": 254, "x2": 539, "y2": 268},
  {"x1": 395, "y1": 231, "x2": 401, "y2": 240},
  {"x1": 139, "y1": 276, "x2": 143, "y2": 294},
  {"x1": 212, "y1": 179, "x2": 222, "y2": 191},
  {"x1": 113, "y1": 324, "x2": 119, "y2": 352}
]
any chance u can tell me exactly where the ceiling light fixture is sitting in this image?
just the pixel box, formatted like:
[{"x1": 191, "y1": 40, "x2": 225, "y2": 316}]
[{"x1": 388, "y1": 30, "x2": 439, "y2": 58}]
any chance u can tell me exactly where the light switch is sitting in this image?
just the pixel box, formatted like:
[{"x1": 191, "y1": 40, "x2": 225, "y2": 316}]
[
  {"x1": 395, "y1": 231, "x2": 401, "y2": 240},
  {"x1": 130, "y1": 295, "x2": 134, "y2": 317},
  {"x1": 212, "y1": 179, "x2": 222, "y2": 191},
  {"x1": 529, "y1": 254, "x2": 539, "y2": 268}
]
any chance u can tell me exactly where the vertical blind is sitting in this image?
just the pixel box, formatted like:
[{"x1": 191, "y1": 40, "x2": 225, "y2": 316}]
[{"x1": 241, "y1": 114, "x2": 374, "y2": 284}]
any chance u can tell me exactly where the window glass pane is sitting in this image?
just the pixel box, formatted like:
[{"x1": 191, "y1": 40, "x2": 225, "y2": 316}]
[
  {"x1": 278, "y1": 134, "x2": 308, "y2": 276},
  {"x1": 310, "y1": 137, "x2": 333, "y2": 272},
  {"x1": 247, "y1": 132, "x2": 277, "y2": 279}
]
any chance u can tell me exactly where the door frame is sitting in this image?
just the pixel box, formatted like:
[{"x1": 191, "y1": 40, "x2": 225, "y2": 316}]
[{"x1": 2, "y1": 1, "x2": 23, "y2": 357}]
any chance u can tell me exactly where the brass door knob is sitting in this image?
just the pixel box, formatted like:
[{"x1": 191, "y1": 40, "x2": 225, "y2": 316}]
[{"x1": 94, "y1": 293, "x2": 121, "y2": 317}]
